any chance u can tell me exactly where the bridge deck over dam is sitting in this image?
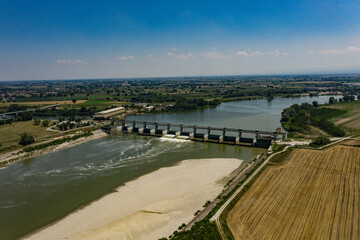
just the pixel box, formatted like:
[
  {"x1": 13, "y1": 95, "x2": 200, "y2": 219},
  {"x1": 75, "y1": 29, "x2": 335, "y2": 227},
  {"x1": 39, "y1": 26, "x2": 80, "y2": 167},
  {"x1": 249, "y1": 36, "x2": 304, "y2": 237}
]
[{"x1": 109, "y1": 120, "x2": 287, "y2": 148}]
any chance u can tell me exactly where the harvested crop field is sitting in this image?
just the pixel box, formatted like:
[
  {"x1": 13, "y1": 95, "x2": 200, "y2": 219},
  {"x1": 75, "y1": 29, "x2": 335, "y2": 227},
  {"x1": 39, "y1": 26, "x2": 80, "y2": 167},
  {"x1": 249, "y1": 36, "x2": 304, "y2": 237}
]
[
  {"x1": 228, "y1": 145, "x2": 360, "y2": 240},
  {"x1": 343, "y1": 117, "x2": 360, "y2": 130}
]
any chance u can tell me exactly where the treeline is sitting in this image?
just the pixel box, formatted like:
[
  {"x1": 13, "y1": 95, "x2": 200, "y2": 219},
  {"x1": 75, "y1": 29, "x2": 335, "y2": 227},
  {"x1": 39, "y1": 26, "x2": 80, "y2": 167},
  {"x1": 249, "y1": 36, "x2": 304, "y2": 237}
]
[
  {"x1": 0, "y1": 112, "x2": 33, "y2": 125},
  {"x1": 131, "y1": 93, "x2": 178, "y2": 103},
  {"x1": 159, "y1": 220, "x2": 221, "y2": 240},
  {"x1": 14, "y1": 96, "x2": 87, "y2": 102},
  {"x1": 222, "y1": 88, "x2": 305, "y2": 99},
  {"x1": 22, "y1": 131, "x2": 93, "y2": 153},
  {"x1": 167, "y1": 98, "x2": 220, "y2": 112},
  {"x1": 32, "y1": 106, "x2": 97, "y2": 117},
  {"x1": 281, "y1": 103, "x2": 346, "y2": 137}
]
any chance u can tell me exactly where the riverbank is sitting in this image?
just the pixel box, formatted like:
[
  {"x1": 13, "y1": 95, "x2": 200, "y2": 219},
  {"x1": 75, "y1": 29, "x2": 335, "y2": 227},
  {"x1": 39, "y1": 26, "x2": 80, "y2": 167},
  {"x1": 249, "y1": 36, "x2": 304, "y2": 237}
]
[
  {"x1": 25, "y1": 158, "x2": 245, "y2": 240},
  {"x1": 0, "y1": 130, "x2": 107, "y2": 169}
]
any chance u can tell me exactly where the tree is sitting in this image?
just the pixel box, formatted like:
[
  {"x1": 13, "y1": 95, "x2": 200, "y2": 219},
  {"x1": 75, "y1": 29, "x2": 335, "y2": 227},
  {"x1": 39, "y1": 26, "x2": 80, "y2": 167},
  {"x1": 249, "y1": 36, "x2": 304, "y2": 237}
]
[
  {"x1": 8, "y1": 104, "x2": 26, "y2": 112},
  {"x1": 343, "y1": 95, "x2": 355, "y2": 102},
  {"x1": 329, "y1": 97, "x2": 335, "y2": 104},
  {"x1": 19, "y1": 133, "x2": 35, "y2": 145},
  {"x1": 312, "y1": 101, "x2": 319, "y2": 107},
  {"x1": 358, "y1": 95, "x2": 360, "y2": 100},
  {"x1": 41, "y1": 120, "x2": 49, "y2": 127},
  {"x1": 33, "y1": 119, "x2": 41, "y2": 125},
  {"x1": 72, "y1": 99, "x2": 77, "y2": 104},
  {"x1": 19, "y1": 112, "x2": 33, "y2": 121},
  {"x1": 311, "y1": 135, "x2": 331, "y2": 147}
]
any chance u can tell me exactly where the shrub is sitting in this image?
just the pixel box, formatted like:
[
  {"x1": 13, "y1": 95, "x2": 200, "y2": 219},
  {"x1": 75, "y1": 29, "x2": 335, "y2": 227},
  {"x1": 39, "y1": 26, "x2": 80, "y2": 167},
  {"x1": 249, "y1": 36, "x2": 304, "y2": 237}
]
[
  {"x1": 311, "y1": 135, "x2": 331, "y2": 147},
  {"x1": 33, "y1": 119, "x2": 41, "y2": 125},
  {"x1": 329, "y1": 97, "x2": 335, "y2": 104}
]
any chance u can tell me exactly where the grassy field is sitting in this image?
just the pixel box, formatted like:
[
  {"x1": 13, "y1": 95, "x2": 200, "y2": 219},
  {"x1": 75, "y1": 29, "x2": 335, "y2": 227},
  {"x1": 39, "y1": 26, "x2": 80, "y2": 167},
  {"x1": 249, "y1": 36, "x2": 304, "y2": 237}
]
[
  {"x1": 0, "y1": 121, "x2": 56, "y2": 147},
  {"x1": 228, "y1": 144, "x2": 360, "y2": 240}
]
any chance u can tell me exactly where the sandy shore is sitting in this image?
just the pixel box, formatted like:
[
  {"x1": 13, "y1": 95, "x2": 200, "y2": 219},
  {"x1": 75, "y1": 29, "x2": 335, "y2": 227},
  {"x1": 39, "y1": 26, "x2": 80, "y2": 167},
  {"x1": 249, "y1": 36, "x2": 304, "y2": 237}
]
[
  {"x1": 0, "y1": 130, "x2": 107, "y2": 169},
  {"x1": 25, "y1": 158, "x2": 244, "y2": 240}
]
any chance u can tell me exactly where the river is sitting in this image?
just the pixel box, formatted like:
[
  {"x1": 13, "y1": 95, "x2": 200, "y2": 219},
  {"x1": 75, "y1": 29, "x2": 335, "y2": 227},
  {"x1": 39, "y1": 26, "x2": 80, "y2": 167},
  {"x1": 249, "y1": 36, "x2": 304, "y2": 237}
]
[
  {"x1": 127, "y1": 95, "x2": 340, "y2": 131},
  {"x1": 0, "y1": 95, "x2": 340, "y2": 239}
]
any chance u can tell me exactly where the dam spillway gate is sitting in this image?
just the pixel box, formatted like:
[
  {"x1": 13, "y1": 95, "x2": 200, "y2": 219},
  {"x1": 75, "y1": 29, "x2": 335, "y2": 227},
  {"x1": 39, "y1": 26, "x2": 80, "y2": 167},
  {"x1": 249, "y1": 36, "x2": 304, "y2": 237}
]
[{"x1": 109, "y1": 120, "x2": 287, "y2": 148}]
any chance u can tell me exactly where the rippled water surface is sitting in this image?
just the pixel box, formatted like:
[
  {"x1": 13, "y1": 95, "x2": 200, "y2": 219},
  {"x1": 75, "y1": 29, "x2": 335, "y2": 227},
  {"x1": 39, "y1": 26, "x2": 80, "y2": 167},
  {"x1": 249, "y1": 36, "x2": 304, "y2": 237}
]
[{"x1": 0, "y1": 134, "x2": 263, "y2": 239}]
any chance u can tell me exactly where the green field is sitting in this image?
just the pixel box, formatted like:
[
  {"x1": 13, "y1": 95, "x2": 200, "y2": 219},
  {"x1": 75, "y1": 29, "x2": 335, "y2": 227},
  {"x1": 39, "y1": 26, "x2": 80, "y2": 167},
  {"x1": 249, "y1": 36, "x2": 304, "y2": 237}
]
[{"x1": 0, "y1": 121, "x2": 56, "y2": 148}]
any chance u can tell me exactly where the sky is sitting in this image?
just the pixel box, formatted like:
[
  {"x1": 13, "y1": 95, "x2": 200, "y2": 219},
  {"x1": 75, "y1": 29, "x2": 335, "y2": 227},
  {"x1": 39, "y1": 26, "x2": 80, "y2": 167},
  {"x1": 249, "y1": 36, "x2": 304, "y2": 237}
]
[{"x1": 1, "y1": 0, "x2": 360, "y2": 81}]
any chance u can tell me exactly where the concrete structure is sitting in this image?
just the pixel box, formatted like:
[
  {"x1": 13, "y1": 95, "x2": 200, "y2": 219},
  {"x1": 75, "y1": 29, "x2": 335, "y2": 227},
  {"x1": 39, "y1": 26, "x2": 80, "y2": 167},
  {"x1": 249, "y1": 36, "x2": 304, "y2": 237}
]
[
  {"x1": 111, "y1": 120, "x2": 287, "y2": 148},
  {"x1": 93, "y1": 107, "x2": 125, "y2": 119}
]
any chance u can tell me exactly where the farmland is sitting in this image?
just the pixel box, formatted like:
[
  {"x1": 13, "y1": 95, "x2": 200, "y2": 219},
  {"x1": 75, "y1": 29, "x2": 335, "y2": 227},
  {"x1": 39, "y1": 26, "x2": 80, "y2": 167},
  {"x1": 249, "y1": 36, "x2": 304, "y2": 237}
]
[{"x1": 228, "y1": 144, "x2": 360, "y2": 239}]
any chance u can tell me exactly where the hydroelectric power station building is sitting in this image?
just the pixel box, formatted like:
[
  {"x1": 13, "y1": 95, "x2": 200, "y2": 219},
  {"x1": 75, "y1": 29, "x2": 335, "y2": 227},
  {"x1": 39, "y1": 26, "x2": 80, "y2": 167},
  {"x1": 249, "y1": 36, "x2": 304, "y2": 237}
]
[{"x1": 93, "y1": 107, "x2": 125, "y2": 119}]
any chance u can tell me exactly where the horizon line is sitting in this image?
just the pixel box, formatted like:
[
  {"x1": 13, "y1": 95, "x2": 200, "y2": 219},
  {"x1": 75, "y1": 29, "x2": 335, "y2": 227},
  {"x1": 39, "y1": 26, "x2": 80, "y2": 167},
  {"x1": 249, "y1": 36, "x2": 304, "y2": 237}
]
[{"x1": 1, "y1": 72, "x2": 360, "y2": 83}]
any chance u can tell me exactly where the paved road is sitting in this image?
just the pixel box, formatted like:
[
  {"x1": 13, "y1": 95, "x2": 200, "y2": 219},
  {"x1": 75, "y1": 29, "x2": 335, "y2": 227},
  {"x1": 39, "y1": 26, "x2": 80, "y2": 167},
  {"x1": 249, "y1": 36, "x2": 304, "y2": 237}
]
[{"x1": 211, "y1": 146, "x2": 290, "y2": 239}]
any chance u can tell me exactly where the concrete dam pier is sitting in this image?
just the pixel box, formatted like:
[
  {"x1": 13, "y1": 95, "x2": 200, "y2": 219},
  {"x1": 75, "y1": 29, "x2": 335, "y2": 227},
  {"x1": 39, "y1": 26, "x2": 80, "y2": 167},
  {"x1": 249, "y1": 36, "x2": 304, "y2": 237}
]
[{"x1": 110, "y1": 120, "x2": 287, "y2": 148}]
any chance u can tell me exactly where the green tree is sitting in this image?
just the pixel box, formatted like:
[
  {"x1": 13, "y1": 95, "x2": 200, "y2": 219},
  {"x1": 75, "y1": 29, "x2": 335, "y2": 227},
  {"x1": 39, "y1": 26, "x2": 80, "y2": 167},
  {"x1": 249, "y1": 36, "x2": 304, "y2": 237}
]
[
  {"x1": 311, "y1": 135, "x2": 331, "y2": 147},
  {"x1": 72, "y1": 99, "x2": 77, "y2": 104},
  {"x1": 343, "y1": 95, "x2": 355, "y2": 102},
  {"x1": 329, "y1": 97, "x2": 335, "y2": 104},
  {"x1": 33, "y1": 119, "x2": 41, "y2": 125},
  {"x1": 19, "y1": 133, "x2": 35, "y2": 145},
  {"x1": 312, "y1": 101, "x2": 319, "y2": 107},
  {"x1": 41, "y1": 120, "x2": 49, "y2": 127},
  {"x1": 19, "y1": 112, "x2": 33, "y2": 121}
]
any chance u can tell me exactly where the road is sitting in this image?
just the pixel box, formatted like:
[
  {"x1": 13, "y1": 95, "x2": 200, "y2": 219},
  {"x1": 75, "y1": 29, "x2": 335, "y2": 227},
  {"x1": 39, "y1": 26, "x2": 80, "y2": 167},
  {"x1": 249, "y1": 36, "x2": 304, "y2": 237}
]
[
  {"x1": 210, "y1": 146, "x2": 290, "y2": 239},
  {"x1": 183, "y1": 154, "x2": 264, "y2": 231}
]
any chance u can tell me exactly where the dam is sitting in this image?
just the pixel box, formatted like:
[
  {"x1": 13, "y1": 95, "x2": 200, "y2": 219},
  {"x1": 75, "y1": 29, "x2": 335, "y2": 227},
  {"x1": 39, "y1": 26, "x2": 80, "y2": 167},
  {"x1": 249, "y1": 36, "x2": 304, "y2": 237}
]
[{"x1": 109, "y1": 120, "x2": 287, "y2": 148}]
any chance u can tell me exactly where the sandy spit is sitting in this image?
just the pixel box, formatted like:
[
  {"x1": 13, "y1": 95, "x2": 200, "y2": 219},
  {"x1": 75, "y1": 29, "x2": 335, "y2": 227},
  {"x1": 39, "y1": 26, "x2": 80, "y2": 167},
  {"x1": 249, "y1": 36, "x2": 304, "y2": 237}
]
[
  {"x1": 0, "y1": 131, "x2": 107, "y2": 169},
  {"x1": 25, "y1": 158, "x2": 244, "y2": 240}
]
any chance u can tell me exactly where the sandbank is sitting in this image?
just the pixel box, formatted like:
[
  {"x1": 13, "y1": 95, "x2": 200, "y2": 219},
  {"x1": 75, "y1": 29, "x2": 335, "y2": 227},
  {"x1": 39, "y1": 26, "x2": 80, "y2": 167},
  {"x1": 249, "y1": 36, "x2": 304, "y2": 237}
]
[{"x1": 25, "y1": 158, "x2": 244, "y2": 240}]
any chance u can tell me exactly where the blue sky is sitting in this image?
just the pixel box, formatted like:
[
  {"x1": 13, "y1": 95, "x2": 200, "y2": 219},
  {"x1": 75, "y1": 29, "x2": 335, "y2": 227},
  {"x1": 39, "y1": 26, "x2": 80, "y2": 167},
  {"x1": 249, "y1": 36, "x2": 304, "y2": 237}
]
[{"x1": 1, "y1": 0, "x2": 360, "y2": 80}]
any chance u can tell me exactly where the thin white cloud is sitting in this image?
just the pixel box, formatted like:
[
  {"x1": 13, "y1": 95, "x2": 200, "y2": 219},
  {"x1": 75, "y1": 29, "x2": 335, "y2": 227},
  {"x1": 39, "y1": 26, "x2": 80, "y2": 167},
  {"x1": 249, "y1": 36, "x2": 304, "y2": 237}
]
[
  {"x1": 319, "y1": 49, "x2": 342, "y2": 54},
  {"x1": 236, "y1": 51, "x2": 249, "y2": 56},
  {"x1": 236, "y1": 50, "x2": 286, "y2": 57},
  {"x1": 116, "y1": 56, "x2": 135, "y2": 60},
  {"x1": 203, "y1": 51, "x2": 225, "y2": 59},
  {"x1": 56, "y1": 59, "x2": 86, "y2": 64},
  {"x1": 169, "y1": 48, "x2": 177, "y2": 51},
  {"x1": 168, "y1": 52, "x2": 176, "y2": 56},
  {"x1": 177, "y1": 53, "x2": 195, "y2": 60},
  {"x1": 346, "y1": 46, "x2": 360, "y2": 53},
  {"x1": 316, "y1": 46, "x2": 360, "y2": 55},
  {"x1": 147, "y1": 54, "x2": 153, "y2": 58}
]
